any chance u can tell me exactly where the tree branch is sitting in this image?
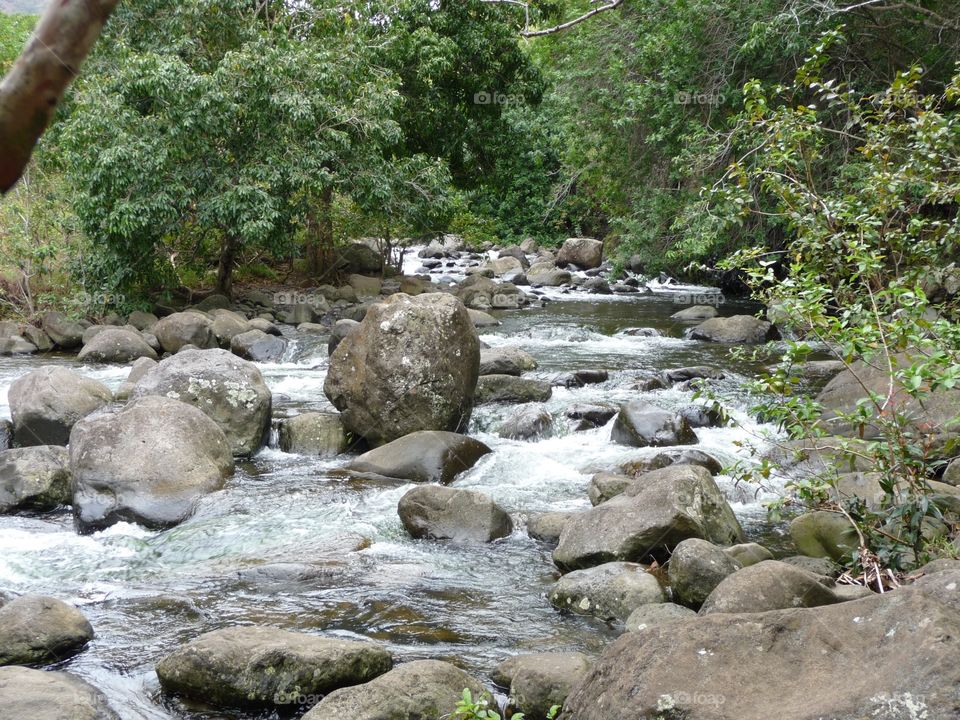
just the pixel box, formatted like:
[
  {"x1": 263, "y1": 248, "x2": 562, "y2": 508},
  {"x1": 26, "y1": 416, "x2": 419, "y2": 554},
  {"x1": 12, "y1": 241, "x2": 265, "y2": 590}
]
[
  {"x1": 483, "y1": 0, "x2": 624, "y2": 38},
  {"x1": 0, "y1": 0, "x2": 120, "y2": 194}
]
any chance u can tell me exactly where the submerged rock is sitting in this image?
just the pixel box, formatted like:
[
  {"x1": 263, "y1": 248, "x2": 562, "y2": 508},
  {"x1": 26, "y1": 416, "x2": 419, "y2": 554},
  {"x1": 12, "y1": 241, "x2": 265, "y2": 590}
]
[
  {"x1": 9, "y1": 367, "x2": 112, "y2": 447},
  {"x1": 475, "y1": 375, "x2": 552, "y2": 404},
  {"x1": 0, "y1": 446, "x2": 71, "y2": 513},
  {"x1": 0, "y1": 666, "x2": 119, "y2": 720},
  {"x1": 689, "y1": 315, "x2": 777, "y2": 344},
  {"x1": 479, "y1": 347, "x2": 538, "y2": 376},
  {"x1": 278, "y1": 412, "x2": 349, "y2": 457},
  {"x1": 398, "y1": 485, "x2": 513, "y2": 542},
  {"x1": 302, "y1": 659, "x2": 484, "y2": 720},
  {"x1": 0, "y1": 595, "x2": 93, "y2": 666},
  {"x1": 549, "y1": 562, "x2": 665, "y2": 621},
  {"x1": 345, "y1": 431, "x2": 491, "y2": 484},
  {"x1": 498, "y1": 405, "x2": 554, "y2": 441},
  {"x1": 610, "y1": 401, "x2": 697, "y2": 448},
  {"x1": 156, "y1": 626, "x2": 393, "y2": 709},
  {"x1": 325, "y1": 293, "x2": 480, "y2": 446}
]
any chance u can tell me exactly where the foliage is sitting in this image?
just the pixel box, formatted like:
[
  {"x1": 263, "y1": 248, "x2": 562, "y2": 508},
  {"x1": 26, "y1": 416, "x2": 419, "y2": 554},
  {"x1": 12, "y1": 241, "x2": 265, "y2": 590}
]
[
  {"x1": 0, "y1": 12, "x2": 35, "y2": 74},
  {"x1": 712, "y1": 34, "x2": 960, "y2": 581},
  {"x1": 448, "y1": 688, "x2": 560, "y2": 720}
]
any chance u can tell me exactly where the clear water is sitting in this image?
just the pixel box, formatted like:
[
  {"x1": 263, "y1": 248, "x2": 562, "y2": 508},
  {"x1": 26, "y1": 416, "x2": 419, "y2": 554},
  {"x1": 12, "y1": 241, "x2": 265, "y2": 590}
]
[{"x1": 0, "y1": 286, "x2": 790, "y2": 719}]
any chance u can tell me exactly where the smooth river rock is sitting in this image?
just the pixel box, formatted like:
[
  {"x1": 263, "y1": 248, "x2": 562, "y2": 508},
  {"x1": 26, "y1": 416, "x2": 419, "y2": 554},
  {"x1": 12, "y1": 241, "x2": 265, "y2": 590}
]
[
  {"x1": 0, "y1": 445, "x2": 71, "y2": 513},
  {"x1": 610, "y1": 401, "x2": 697, "y2": 448},
  {"x1": 0, "y1": 595, "x2": 93, "y2": 666},
  {"x1": 549, "y1": 562, "x2": 666, "y2": 621},
  {"x1": 398, "y1": 485, "x2": 513, "y2": 542},
  {"x1": 345, "y1": 431, "x2": 491, "y2": 484},
  {"x1": 0, "y1": 666, "x2": 119, "y2": 720},
  {"x1": 9, "y1": 367, "x2": 112, "y2": 447}
]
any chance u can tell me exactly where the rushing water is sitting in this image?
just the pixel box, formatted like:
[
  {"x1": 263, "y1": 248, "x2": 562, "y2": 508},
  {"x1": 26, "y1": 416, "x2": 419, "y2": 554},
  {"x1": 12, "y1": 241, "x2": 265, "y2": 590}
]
[{"x1": 0, "y1": 272, "x2": 793, "y2": 719}]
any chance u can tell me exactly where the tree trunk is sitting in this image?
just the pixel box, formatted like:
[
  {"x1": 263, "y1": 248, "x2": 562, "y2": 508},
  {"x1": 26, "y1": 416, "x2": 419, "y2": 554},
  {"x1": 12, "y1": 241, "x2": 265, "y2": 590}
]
[
  {"x1": 216, "y1": 236, "x2": 238, "y2": 298},
  {"x1": 317, "y1": 185, "x2": 334, "y2": 276},
  {"x1": 0, "y1": 0, "x2": 120, "y2": 193}
]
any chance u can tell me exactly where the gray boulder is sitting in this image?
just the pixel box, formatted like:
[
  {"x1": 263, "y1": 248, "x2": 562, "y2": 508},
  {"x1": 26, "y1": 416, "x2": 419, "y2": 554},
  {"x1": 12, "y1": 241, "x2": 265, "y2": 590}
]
[
  {"x1": 561, "y1": 571, "x2": 960, "y2": 720},
  {"x1": 699, "y1": 560, "x2": 842, "y2": 615},
  {"x1": 70, "y1": 396, "x2": 233, "y2": 532},
  {"x1": 0, "y1": 446, "x2": 71, "y2": 513},
  {"x1": 0, "y1": 667, "x2": 119, "y2": 720},
  {"x1": 476, "y1": 375, "x2": 552, "y2": 404},
  {"x1": 302, "y1": 660, "x2": 484, "y2": 720},
  {"x1": 610, "y1": 401, "x2": 697, "y2": 448},
  {"x1": 668, "y1": 538, "x2": 742, "y2": 608},
  {"x1": 398, "y1": 485, "x2": 512, "y2": 542},
  {"x1": 324, "y1": 293, "x2": 479, "y2": 446},
  {"x1": 335, "y1": 242, "x2": 384, "y2": 275},
  {"x1": 587, "y1": 472, "x2": 633, "y2": 506},
  {"x1": 557, "y1": 238, "x2": 603, "y2": 269},
  {"x1": 127, "y1": 310, "x2": 159, "y2": 330},
  {"x1": 497, "y1": 653, "x2": 592, "y2": 720},
  {"x1": 156, "y1": 626, "x2": 392, "y2": 709},
  {"x1": 131, "y1": 349, "x2": 272, "y2": 456},
  {"x1": 152, "y1": 311, "x2": 218, "y2": 353},
  {"x1": 277, "y1": 412, "x2": 348, "y2": 457},
  {"x1": 0, "y1": 595, "x2": 93, "y2": 666},
  {"x1": 230, "y1": 329, "x2": 287, "y2": 362},
  {"x1": 41, "y1": 311, "x2": 85, "y2": 349},
  {"x1": 689, "y1": 315, "x2": 777, "y2": 344},
  {"x1": 624, "y1": 602, "x2": 697, "y2": 633},
  {"x1": 549, "y1": 562, "x2": 666, "y2": 621},
  {"x1": 670, "y1": 305, "x2": 718, "y2": 321},
  {"x1": 723, "y1": 542, "x2": 774, "y2": 567},
  {"x1": 328, "y1": 318, "x2": 360, "y2": 356},
  {"x1": 0, "y1": 335, "x2": 36, "y2": 355},
  {"x1": 77, "y1": 327, "x2": 158, "y2": 363},
  {"x1": 479, "y1": 347, "x2": 538, "y2": 376},
  {"x1": 9, "y1": 367, "x2": 112, "y2": 446},
  {"x1": 554, "y1": 465, "x2": 743, "y2": 569},
  {"x1": 789, "y1": 510, "x2": 859, "y2": 562},
  {"x1": 209, "y1": 309, "x2": 251, "y2": 345},
  {"x1": 115, "y1": 356, "x2": 157, "y2": 401},
  {"x1": 527, "y1": 268, "x2": 572, "y2": 286},
  {"x1": 498, "y1": 405, "x2": 553, "y2": 440},
  {"x1": 566, "y1": 403, "x2": 617, "y2": 430},
  {"x1": 345, "y1": 431, "x2": 491, "y2": 484},
  {"x1": 527, "y1": 511, "x2": 575, "y2": 543}
]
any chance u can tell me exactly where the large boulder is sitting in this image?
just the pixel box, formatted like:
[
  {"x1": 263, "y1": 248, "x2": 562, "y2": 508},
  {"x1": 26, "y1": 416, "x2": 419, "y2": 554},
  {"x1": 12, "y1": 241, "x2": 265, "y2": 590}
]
[
  {"x1": 670, "y1": 305, "x2": 717, "y2": 321},
  {"x1": 688, "y1": 315, "x2": 777, "y2": 344},
  {"x1": 9, "y1": 367, "x2": 112, "y2": 446},
  {"x1": 560, "y1": 570, "x2": 960, "y2": 720},
  {"x1": 115, "y1": 356, "x2": 157, "y2": 401},
  {"x1": 335, "y1": 242, "x2": 384, "y2": 275},
  {"x1": 497, "y1": 653, "x2": 592, "y2": 720},
  {"x1": 548, "y1": 562, "x2": 666, "y2": 621},
  {"x1": 345, "y1": 431, "x2": 491, "y2": 484},
  {"x1": 41, "y1": 311, "x2": 85, "y2": 349},
  {"x1": 0, "y1": 446, "x2": 71, "y2": 513},
  {"x1": 277, "y1": 412, "x2": 349, "y2": 457},
  {"x1": 667, "y1": 538, "x2": 742, "y2": 608},
  {"x1": 789, "y1": 511, "x2": 859, "y2": 562},
  {"x1": 302, "y1": 660, "x2": 484, "y2": 720},
  {"x1": 156, "y1": 626, "x2": 392, "y2": 710},
  {"x1": 131, "y1": 349, "x2": 271, "y2": 456},
  {"x1": 699, "y1": 560, "x2": 842, "y2": 615},
  {"x1": 77, "y1": 327, "x2": 158, "y2": 363},
  {"x1": 324, "y1": 293, "x2": 480, "y2": 446},
  {"x1": 610, "y1": 402, "x2": 697, "y2": 448},
  {"x1": 230, "y1": 328, "x2": 287, "y2": 362},
  {"x1": 479, "y1": 347, "x2": 538, "y2": 376},
  {"x1": 557, "y1": 238, "x2": 603, "y2": 270},
  {"x1": 527, "y1": 511, "x2": 576, "y2": 543},
  {"x1": 0, "y1": 595, "x2": 93, "y2": 666},
  {"x1": 624, "y1": 602, "x2": 697, "y2": 633},
  {"x1": 209, "y1": 309, "x2": 251, "y2": 345},
  {"x1": 328, "y1": 318, "x2": 360, "y2": 356},
  {"x1": 475, "y1": 375, "x2": 552, "y2": 404},
  {"x1": 152, "y1": 311, "x2": 218, "y2": 353},
  {"x1": 398, "y1": 485, "x2": 513, "y2": 542},
  {"x1": 0, "y1": 667, "x2": 119, "y2": 720},
  {"x1": 554, "y1": 465, "x2": 743, "y2": 569},
  {"x1": 70, "y1": 396, "x2": 233, "y2": 532}
]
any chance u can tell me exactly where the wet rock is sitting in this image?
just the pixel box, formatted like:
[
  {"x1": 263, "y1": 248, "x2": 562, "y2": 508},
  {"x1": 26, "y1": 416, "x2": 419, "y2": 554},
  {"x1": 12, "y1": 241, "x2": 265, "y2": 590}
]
[
  {"x1": 0, "y1": 666, "x2": 119, "y2": 720},
  {"x1": 115, "y1": 356, "x2": 157, "y2": 401},
  {"x1": 0, "y1": 446, "x2": 71, "y2": 513},
  {"x1": 610, "y1": 401, "x2": 697, "y2": 448},
  {"x1": 277, "y1": 412, "x2": 348, "y2": 457},
  {"x1": 549, "y1": 562, "x2": 665, "y2": 621},
  {"x1": 624, "y1": 602, "x2": 697, "y2": 633},
  {"x1": 209, "y1": 309, "x2": 251, "y2": 345},
  {"x1": 499, "y1": 405, "x2": 553, "y2": 441},
  {"x1": 248, "y1": 317, "x2": 281, "y2": 335},
  {"x1": 676, "y1": 403, "x2": 724, "y2": 429},
  {"x1": 789, "y1": 510, "x2": 859, "y2": 562},
  {"x1": 77, "y1": 327, "x2": 158, "y2": 363},
  {"x1": 398, "y1": 485, "x2": 512, "y2": 543},
  {"x1": 348, "y1": 274, "x2": 383, "y2": 298},
  {"x1": 131, "y1": 349, "x2": 272, "y2": 456},
  {"x1": 554, "y1": 465, "x2": 743, "y2": 569},
  {"x1": 302, "y1": 659, "x2": 484, "y2": 720},
  {"x1": 527, "y1": 512, "x2": 575, "y2": 543},
  {"x1": 9, "y1": 367, "x2": 112, "y2": 447},
  {"x1": 328, "y1": 318, "x2": 360, "y2": 355},
  {"x1": 689, "y1": 315, "x2": 778, "y2": 344},
  {"x1": 152, "y1": 311, "x2": 218, "y2": 353},
  {"x1": 41, "y1": 311, "x2": 85, "y2": 349},
  {"x1": 668, "y1": 538, "x2": 742, "y2": 608},
  {"x1": 70, "y1": 396, "x2": 233, "y2": 532},
  {"x1": 723, "y1": 542, "x2": 774, "y2": 567},
  {"x1": 616, "y1": 453, "x2": 674, "y2": 477},
  {"x1": 582, "y1": 277, "x2": 611, "y2": 294},
  {"x1": 479, "y1": 347, "x2": 538, "y2": 376},
  {"x1": 664, "y1": 366, "x2": 725, "y2": 383},
  {"x1": 699, "y1": 560, "x2": 842, "y2": 615},
  {"x1": 665, "y1": 448, "x2": 724, "y2": 475},
  {"x1": 527, "y1": 268, "x2": 572, "y2": 286},
  {"x1": 499, "y1": 652, "x2": 592, "y2": 719},
  {"x1": 481, "y1": 256, "x2": 524, "y2": 278},
  {"x1": 230, "y1": 329, "x2": 287, "y2": 362},
  {"x1": 630, "y1": 374, "x2": 668, "y2": 391},
  {"x1": 669, "y1": 305, "x2": 717, "y2": 321},
  {"x1": 619, "y1": 327, "x2": 661, "y2": 337},
  {"x1": 587, "y1": 472, "x2": 632, "y2": 506},
  {"x1": 551, "y1": 369, "x2": 609, "y2": 388},
  {"x1": 561, "y1": 570, "x2": 960, "y2": 720},
  {"x1": 565, "y1": 403, "x2": 617, "y2": 430},
  {"x1": 468, "y1": 308, "x2": 500, "y2": 327},
  {"x1": 325, "y1": 293, "x2": 479, "y2": 446},
  {"x1": 0, "y1": 421, "x2": 11, "y2": 451},
  {"x1": 557, "y1": 238, "x2": 603, "y2": 270},
  {"x1": 0, "y1": 595, "x2": 93, "y2": 666},
  {"x1": 346, "y1": 431, "x2": 490, "y2": 484},
  {"x1": 476, "y1": 375, "x2": 552, "y2": 404},
  {"x1": 156, "y1": 626, "x2": 393, "y2": 710}
]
